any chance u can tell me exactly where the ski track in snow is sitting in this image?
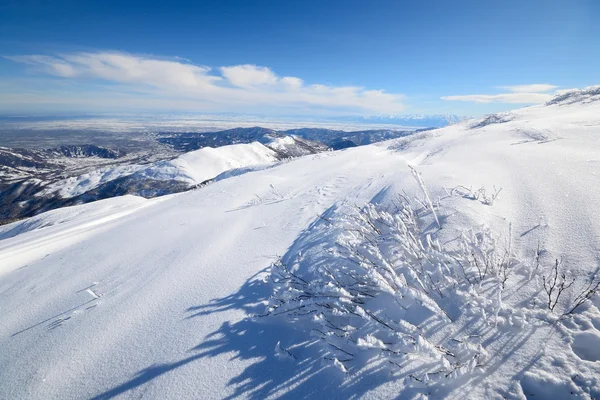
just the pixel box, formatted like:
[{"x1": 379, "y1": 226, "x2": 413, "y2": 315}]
[{"x1": 1, "y1": 98, "x2": 600, "y2": 399}]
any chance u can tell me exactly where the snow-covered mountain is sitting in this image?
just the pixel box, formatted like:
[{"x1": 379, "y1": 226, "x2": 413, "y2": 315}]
[
  {"x1": 1, "y1": 88, "x2": 600, "y2": 399},
  {"x1": 0, "y1": 144, "x2": 128, "y2": 183},
  {"x1": 130, "y1": 142, "x2": 277, "y2": 184},
  {"x1": 0, "y1": 141, "x2": 283, "y2": 223},
  {"x1": 0, "y1": 138, "x2": 283, "y2": 236},
  {"x1": 155, "y1": 126, "x2": 411, "y2": 152}
]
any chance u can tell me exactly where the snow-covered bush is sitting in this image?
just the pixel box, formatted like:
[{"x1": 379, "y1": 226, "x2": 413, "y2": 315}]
[
  {"x1": 264, "y1": 190, "x2": 599, "y2": 386},
  {"x1": 446, "y1": 184, "x2": 503, "y2": 206},
  {"x1": 266, "y1": 198, "x2": 515, "y2": 382},
  {"x1": 541, "y1": 258, "x2": 600, "y2": 316}
]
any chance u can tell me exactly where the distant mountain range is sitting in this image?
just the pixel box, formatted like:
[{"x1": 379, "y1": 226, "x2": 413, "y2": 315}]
[{"x1": 156, "y1": 126, "x2": 416, "y2": 152}]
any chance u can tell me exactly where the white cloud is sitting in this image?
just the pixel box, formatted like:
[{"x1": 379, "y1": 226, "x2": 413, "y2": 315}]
[
  {"x1": 5, "y1": 52, "x2": 405, "y2": 114},
  {"x1": 6, "y1": 55, "x2": 78, "y2": 78},
  {"x1": 280, "y1": 76, "x2": 303, "y2": 89},
  {"x1": 441, "y1": 84, "x2": 562, "y2": 104},
  {"x1": 441, "y1": 92, "x2": 555, "y2": 104},
  {"x1": 496, "y1": 84, "x2": 557, "y2": 93},
  {"x1": 220, "y1": 64, "x2": 278, "y2": 87}
]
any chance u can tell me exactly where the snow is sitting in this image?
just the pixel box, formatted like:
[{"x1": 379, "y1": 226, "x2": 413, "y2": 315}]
[
  {"x1": 265, "y1": 135, "x2": 296, "y2": 151},
  {"x1": 571, "y1": 331, "x2": 600, "y2": 362},
  {"x1": 0, "y1": 195, "x2": 153, "y2": 276},
  {"x1": 1, "y1": 96, "x2": 600, "y2": 399},
  {"x1": 143, "y1": 141, "x2": 278, "y2": 184},
  {"x1": 40, "y1": 165, "x2": 146, "y2": 198}
]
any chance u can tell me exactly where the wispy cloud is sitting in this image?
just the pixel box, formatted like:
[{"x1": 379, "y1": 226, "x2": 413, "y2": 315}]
[
  {"x1": 496, "y1": 84, "x2": 557, "y2": 93},
  {"x1": 441, "y1": 93, "x2": 555, "y2": 104},
  {"x1": 441, "y1": 84, "x2": 561, "y2": 104},
  {"x1": 3, "y1": 52, "x2": 406, "y2": 114}
]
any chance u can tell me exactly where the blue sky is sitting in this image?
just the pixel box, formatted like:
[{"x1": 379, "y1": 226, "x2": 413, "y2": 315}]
[{"x1": 0, "y1": 0, "x2": 598, "y2": 117}]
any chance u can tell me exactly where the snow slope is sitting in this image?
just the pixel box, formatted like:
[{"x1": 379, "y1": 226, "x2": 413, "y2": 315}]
[
  {"x1": 40, "y1": 165, "x2": 146, "y2": 198},
  {"x1": 1, "y1": 93, "x2": 600, "y2": 399},
  {"x1": 134, "y1": 141, "x2": 278, "y2": 185}
]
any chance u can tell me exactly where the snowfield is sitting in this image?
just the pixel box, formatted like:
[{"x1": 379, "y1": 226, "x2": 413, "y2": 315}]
[{"x1": 1, "y1": 90, "x2": 600, "y2": 399}]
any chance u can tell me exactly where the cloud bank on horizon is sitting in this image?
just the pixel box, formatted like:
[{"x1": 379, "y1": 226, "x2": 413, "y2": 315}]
[
  {"x1": 4, "y1": 52, "x2": 406, "y2": 115},
  {"x1": 2, "y1": 51, "x2": 578, "y2": 116},
  {"x1": 441, "y1": 83, "x2": 573, "y2": 104}
]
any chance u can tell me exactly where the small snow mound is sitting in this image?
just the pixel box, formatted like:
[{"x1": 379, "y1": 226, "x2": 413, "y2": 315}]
[
  {"x1": 519, "y1": 370, "x2": 581, "y2": 399},
  {"x1": 571, "y1": 331, "x2": 600, "y2": 362},
  {"x1": 546, "y1": 85, "x2": 600, "y2": 106}
]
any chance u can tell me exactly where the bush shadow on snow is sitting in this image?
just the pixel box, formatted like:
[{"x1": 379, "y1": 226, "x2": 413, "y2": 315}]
[
  {"x1": 90, "y1": 274, "x2": 368, "y2": 399},
  {"x1": 184, "y1": 273, "x2": 394, "y2": 399}
]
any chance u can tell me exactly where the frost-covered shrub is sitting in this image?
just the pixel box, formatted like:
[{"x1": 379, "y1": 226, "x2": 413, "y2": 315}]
[
  {"x1": 264, "y1": 187, "x2": 600, "y2": 387},
  {"x1": 446, "y1": 185, "x2": 503, "y2": 206},
  {"x1": 266, "y1": 199, "x2": 515, "y2": 381}
]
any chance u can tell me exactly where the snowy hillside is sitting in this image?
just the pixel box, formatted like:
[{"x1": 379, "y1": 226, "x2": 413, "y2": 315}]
[
  {"x1": 1, "y1": 89, "x2": 600, "y2": 399},
  {"x1": 134, "y1": 142, "x2": 278, "y2": 185}
]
